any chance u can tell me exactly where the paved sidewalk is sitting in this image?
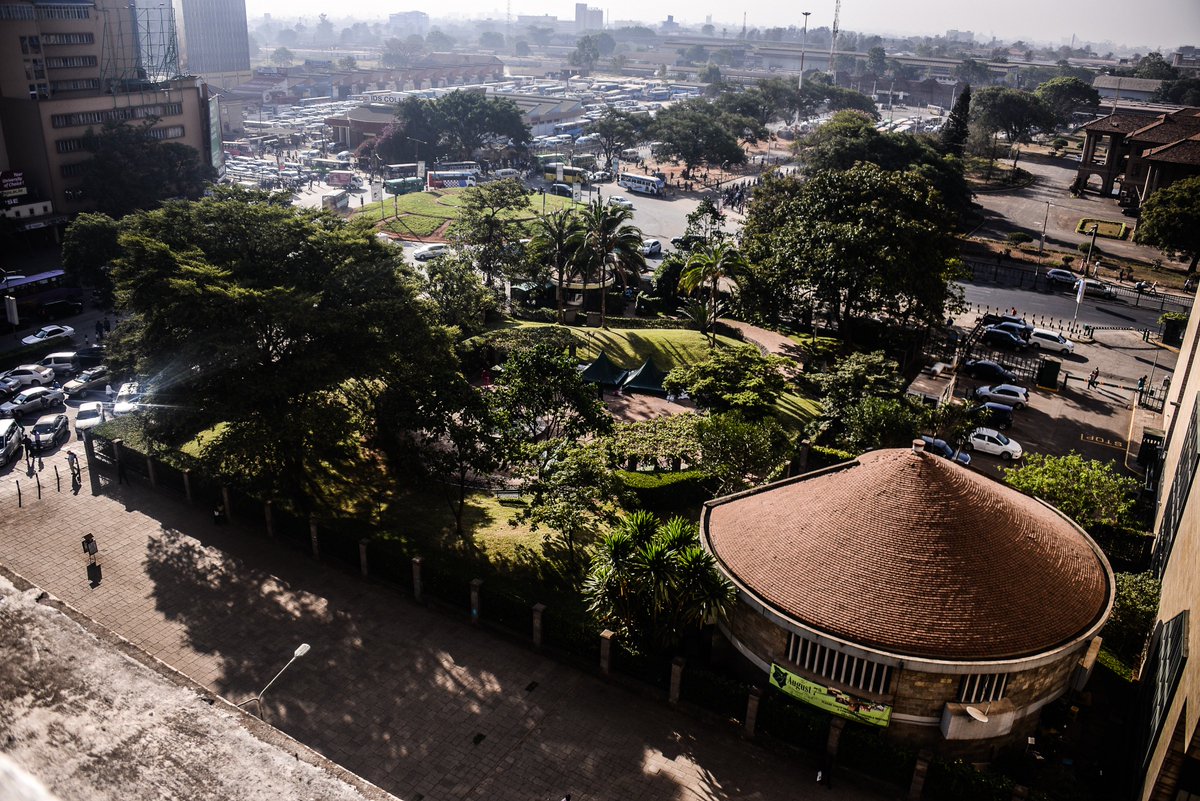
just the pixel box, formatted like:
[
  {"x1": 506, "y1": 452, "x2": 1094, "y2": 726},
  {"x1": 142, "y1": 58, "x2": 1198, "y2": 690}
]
[{"x1": 0, "y1": 454, "x2": 888, "y2": 801}]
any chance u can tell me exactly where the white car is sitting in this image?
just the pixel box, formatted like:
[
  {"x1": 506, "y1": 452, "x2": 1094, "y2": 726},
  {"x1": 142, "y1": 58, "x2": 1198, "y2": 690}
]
[
  {"x1": 0, "y1": 386, "x2": 65, "y2": 417},
  {"x1": 608, "y1": 196, "x2": 634, "y2": 210},
  {"x1": 965, "y1": 427, "x2": 1024, "y2": 460},
  {"x1": 21, "y1": 324, "x2": 74, "y2": 346},
  {"x1": 112, "y1": 381, "x2": 142, "y2": 417},
  {"x1": 0, "y1": 365, "x2": 54, "y2": 388},
  {"x1": 641, "y1": 239, "x2": 662, "y2": 256},
  {"x1": 412, "y1": 243, "x2": 449, "y2": 261},
  {"x1": 1027, "y1": 328, "x2": 1074, "y2": 354},
  {"x1": 74, "y1": 401, "x2": 107, "y2": 437},
  {"x1": 974, "y1": 384, "x2": 1030, "y2": 409}
]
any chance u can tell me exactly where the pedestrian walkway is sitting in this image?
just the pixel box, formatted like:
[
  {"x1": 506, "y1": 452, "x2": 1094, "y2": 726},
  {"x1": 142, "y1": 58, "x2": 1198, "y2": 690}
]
[{"x1": 0, "y1": 456, "x2": 887, "y2": 801}]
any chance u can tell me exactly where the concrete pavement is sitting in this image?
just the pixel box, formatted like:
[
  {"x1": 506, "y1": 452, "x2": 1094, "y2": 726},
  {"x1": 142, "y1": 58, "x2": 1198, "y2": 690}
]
[{"x1": 0, "y1": 452, "x2": 889, "y2": 801}]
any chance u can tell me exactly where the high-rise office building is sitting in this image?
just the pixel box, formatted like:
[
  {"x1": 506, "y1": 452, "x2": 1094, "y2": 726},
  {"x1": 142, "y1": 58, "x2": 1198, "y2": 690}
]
[
  {"x1": 170, "y1": 0, "x2": 250, "y2": 75},
  {"x1": 0, "y1": 0, "x2": 214, "y2": 214},
  {"x1": 574, "y1": 2, "x2": 602, "y2": 33}
]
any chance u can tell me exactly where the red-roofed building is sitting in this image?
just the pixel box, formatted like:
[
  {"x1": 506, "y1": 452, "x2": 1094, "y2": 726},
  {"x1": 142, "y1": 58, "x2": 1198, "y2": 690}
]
[
  {"x1": 701, "y1": 445, "x2": 1114, "y2": 754},
  {"x1": 1072, "y1": 107, "x2": 1200, "y2": 204}
]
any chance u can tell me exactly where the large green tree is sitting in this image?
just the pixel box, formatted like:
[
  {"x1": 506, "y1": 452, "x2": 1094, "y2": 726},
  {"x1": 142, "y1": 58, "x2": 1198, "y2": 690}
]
[
  {"x1": 446, "y1": 178, "x2": 531, "y2": 284},
  {"x1": 1003, "y1": 452, "x2": 1140, "y2": 526},
  {"x1": 1135, "y1": 176, "x2": 1200, "y2": 273},
  {"x1": 695, "y1": 411, "x2": 790, "y2": 494},
  {"x1": 61, "y1": 212, "x2": 121, "y2": 302},
  {"x1": 648, "y1": 98, "x2": 748, "y2": 176},
  {"x1": 740, "y1": 165, "x2": 964, "y2": 337},
  {"x1": 678, "y1": 242, "x2": 748, "y2": 347},
  {"x1": 79, "y1": 121, "x2": 213, "y2": 218},
  {"x1": 939, "y1": 85, "x2": 971, "y2": 157},
  {"x1": 584, "y1": 512, "x2": 736, "y2": 651},
  {"x1": 420, "y1": 251, "x2": 497, "y2": 337},
  {"x1": 569, "y1": 35, "x2": 601, "y2": 74},
  {"x1": 1154, "y1": 78, "x2": 1200, "y2": 106},
  {"x1": 585, "y1": 107, "x2": 641, "y2": 170},
  {"x1": 1034, "y1": 76, "x2": 1100, "y2": 127},
  {"x1": 970, "y1": 86, "x2": 1055, "y2": 169},
  {"x1": 663, "y1": 346, "x2": 788, "y2": 418},
  {"x1": 569, "y1": 200, "x2": 646, "y2": 326},
  {"x1": 529, "y1": 209, "x2": 582, "y2": 323},
  {"x1": 391, "y1": 91, "x2": 530, "y2": 161}
]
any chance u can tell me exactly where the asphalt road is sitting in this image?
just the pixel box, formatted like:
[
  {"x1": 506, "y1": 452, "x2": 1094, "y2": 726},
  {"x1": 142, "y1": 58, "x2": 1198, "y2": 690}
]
[{"x1": 959, "y1": 279, "x2": 1177, "y2": 330}]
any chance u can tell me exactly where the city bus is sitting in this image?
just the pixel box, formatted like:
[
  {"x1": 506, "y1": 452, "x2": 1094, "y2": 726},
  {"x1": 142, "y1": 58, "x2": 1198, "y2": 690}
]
[
  {"x1": 617, "y1": 172, "x2": 665, "y2": 195},
  {"x1": 553, "y1": 121, "x2": 584, "y2": 138},
  {"x1": 542, "y1": 164, "x2": 587, "y2": 184},
  {"x1": 384, "y1": 177, "x2": 423, "y2": 195},
  {"x1": 571, "y1": 154, "x2": 597, "y2": 170},
  {"x1": 383, "y1": 163, "x2": 419, "y2": 179},
  {"x1": 535, "y1": 153, "x2": 568, "y2": 167},
  {"x1": 426, "y1": 171, "x2": 477, "y2": 189},
  {"x1": 433, "y1": 161, "x2": 480, "y2": 175},
  {"x1": 2, "y1": 270, "x2": 84, "y2": 326},
  {"x1": 311, "y1": 158, "x2": 345, "y2": 174}
]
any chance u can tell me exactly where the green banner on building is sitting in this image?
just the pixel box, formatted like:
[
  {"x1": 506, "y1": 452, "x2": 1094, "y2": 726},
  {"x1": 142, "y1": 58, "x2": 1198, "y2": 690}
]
[{"x1": 769, "y1": 663, "x2": 892, "y2": 727}]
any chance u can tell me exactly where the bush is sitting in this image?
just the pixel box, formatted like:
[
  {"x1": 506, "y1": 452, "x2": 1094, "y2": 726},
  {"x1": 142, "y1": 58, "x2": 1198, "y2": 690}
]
[
  {"x1": 1077, "y1": 241, "x2": 1101, "y2": 256},
  {"x1": 1061, "y1": 255, "x2": 1075, "y2": 268},
  {"x1": 1103, "y1": 571, "x2": 1161, "y2": 665},
  {"x1": 615, "y1": 469, "x2": 712, "y2": 511},
  {"x1": 1006, "y1": 231, "x2": 1033, "y2": 245},
  {"x1": 808, "y1": 444, "x2": 857, "y2": 470},
  {"x1": 457, "y1": 324, "x2": 576, "y2": 374}
]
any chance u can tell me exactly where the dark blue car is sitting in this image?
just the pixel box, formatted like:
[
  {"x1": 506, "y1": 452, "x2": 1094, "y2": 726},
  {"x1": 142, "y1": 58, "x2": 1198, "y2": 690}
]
[
  {"x1": 963, "y1": 359, "x2": 1017, "y2": 383},
  {"x1": 921, "y1": 435, "x2": 972, "y2": 466}
]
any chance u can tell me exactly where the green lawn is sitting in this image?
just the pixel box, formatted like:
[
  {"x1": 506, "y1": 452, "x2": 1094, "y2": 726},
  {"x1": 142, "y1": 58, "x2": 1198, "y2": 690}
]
[
  {"x1": 1076, "y1": 218, "x2": 1129, "y2": 240},
  {"x1": 356, "y1": 187, "x2": 584, "y2": 240},
  {"x1": 568, "y1": 327, "x2": 743, "y2": 371},
  {"x1": 774, "y1": 391, "x2": 823, "y2": 432},
  {"x1": 383, "y1": 487, "x2": 542, "y2": 563}
]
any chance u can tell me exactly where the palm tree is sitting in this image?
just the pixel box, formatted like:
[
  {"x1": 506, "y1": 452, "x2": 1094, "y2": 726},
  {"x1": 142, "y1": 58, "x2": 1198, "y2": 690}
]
[
  {"x1": 530, "y1": 210, "x2": 581, "y2": 323},
  {"x1": 569, "y1": 199, "x2": 646, "y2": 327},
  {"x1": 583, "y1": 512, "x2": 736, "y2": 651},
  {"x1": 678, "y1": 241, "x2": 748, "y2": 347}
]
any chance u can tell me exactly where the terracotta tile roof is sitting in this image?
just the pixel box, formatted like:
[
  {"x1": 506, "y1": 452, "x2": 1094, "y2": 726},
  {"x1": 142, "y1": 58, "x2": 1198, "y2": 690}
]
[
  {"x1": 1080, "y1": 112, "x2": 1156, "y2": 135},
  {"x1": 702, "y1": 448, "x2": 1113, "y2": 662},
  {"x1": 1145, "y1": 134, "x2": 1200, "y2": 165},
  {"x1": 1129, "y1": 112, "x2": 1200, "y2": 144}
]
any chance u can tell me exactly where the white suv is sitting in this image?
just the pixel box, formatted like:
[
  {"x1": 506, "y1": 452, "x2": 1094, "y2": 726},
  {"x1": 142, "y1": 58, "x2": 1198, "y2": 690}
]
[
  {"x1": 1028, "y1": 328, "x2": 1074, "y2": 354},
  {"x1": 966, "y1": 427, "x2": 1024, "y2": 460},
  {"x1": 112, "y1": 382, "x2": 142, "y2": 417}
]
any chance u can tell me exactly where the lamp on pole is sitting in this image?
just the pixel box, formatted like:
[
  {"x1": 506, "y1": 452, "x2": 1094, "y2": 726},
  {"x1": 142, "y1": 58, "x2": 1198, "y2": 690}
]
[
  {"x1": 798, "y1": 12, "x2": 811, "y2": 91},
  {"x1": 1084, "y1": 223, "x2": 1099, "y2": 278},
  {"x1": 238, "y1": 643, "x2": 311, "y2": 720}
]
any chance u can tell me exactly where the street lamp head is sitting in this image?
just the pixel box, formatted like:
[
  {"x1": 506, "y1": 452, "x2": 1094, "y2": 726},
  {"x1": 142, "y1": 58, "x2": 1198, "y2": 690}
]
[{"x1": 294, "y1": 643, "x2": 311, "y2": 658}]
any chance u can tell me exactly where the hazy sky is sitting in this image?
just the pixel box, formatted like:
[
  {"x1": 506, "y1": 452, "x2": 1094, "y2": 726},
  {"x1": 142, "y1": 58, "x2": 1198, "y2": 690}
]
[{"x1": 244, "y1": 0, "x2": 1198, "y2": 51}]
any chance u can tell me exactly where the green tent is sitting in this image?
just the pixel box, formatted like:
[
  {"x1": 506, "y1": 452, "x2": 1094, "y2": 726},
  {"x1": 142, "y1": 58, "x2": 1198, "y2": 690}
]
[
  {"x1": 621, "y1": 359, "x2": 668, "y2": 395},
  {"x1": 580, "y1": 351, "x2": 628, "y2": 386}
]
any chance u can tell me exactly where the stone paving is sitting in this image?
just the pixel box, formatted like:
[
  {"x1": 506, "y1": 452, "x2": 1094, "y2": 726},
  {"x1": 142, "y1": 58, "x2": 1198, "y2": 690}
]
[{"x1": 0, "y1": 451, "x2": 888, "y2": 801}]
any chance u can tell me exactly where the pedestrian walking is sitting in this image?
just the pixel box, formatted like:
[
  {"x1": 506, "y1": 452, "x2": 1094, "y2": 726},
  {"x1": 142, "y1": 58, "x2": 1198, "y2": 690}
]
[
  {"x1": 1088, "y1": 369, "x2": 1100, "y2": 389},
  {"x1": 67, "y1": 450, "x2": 82, "y2": 483},
  {"x1": 82, "y1": 533, "x2": 98, "y2": 563},
  {"x1": 105, "y1": 384, "x2": 115, "y2": 404},
  {"x1": 103, "y1": 317, "x2": 111, "y2": 334}
]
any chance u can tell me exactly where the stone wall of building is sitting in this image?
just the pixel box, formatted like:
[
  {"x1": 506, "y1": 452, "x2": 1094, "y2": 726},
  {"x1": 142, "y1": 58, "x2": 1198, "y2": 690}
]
[{"x1": 727, "y1": 603, "x2": 787, "y2": 665}]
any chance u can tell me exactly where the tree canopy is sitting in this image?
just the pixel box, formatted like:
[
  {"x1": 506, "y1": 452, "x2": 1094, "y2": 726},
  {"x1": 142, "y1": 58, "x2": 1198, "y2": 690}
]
[
  {"x1": 663, "y1": 345, "x2": 788, "y2": 418},
  {"x1": 970, "y1": 87, "x2": 1055, "y2": 168},
  {"x1": 446, "y1": 178, "x2": 531, "y2": 284},
  {"x1": 388, "y1": 90, "x2": 530, "y2": 160},
  {"x1": 1003, "y1": 452, "x2": 1139, "y2": 526},
  {"x1": 648, "y1": 98, "x2": 750, "y2": 176},
  {"x1": 585, "y1": 108, "x2": 642, "y2": 169},
  {"x1": 939, "y1": 85, "x2": 971, "y2": 157},
  {"x1": 1035, "y1": 76, "x2": 1100, "y2": 127},
  {"x1": 79, "y1": 121, "x2": 213, "y2": 218},
  {"x1": 1134, "y1": 176, "x2": 1200, "y2": 273}
]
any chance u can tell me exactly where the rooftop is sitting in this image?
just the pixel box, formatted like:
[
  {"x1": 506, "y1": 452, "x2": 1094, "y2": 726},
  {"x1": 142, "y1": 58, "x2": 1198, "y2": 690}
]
[
  {"x1": 1093, "y1": 75, "x2": 1165, "y2": 93},
  {"x1": 702, "y1": 448, "x2": 1114, "y2": 662}
]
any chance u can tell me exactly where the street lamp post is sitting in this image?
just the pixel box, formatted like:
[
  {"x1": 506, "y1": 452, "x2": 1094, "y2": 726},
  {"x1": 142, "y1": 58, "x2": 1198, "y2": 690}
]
[
  {"x1": 1084, "y1": 223, "x2": 1099, "y2": 278},
  {"x1": 238, "y1": 643, "x2": 311, "y2": 720},
  {"x1": 798, "y1": 12, "x2": 811, "y2": 91}
]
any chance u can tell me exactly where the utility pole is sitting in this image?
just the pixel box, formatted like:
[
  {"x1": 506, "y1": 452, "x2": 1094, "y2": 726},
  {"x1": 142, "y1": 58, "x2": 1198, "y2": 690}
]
[
  {"x1": 828, "y1": 0, "x2": 841, "y2": 76},
  {"x1": 798, "y1": 12, "x2": 811, "y2": 90}
]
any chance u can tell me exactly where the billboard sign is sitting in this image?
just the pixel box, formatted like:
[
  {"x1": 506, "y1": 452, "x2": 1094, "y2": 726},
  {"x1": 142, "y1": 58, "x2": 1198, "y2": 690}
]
[
  {"x1": 769, "y1": 663, "x2": 892, "y2": 727},
  {"x1": 1, "y1": 170, "x2": 28, "y2": 206}
]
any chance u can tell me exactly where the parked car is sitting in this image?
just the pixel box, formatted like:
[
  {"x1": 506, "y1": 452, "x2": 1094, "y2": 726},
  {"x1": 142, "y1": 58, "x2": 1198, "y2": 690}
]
[
  {"x1": 981, "y1": 327, "x2": 1028, "y2": 351},
  {"x1": 0, "y1": 378, "x2": 20, "y2": 404},
  {"x1": 0, "y1": 418, "x2": 23, "y2": 464},
  {"x1": 965, "y1": 427, "x2": 1024, "y2": 460},
  {"x1": 974, "y1": 402, "x2": 1015, "y2": 430},
  {"x1": 112, "y1": 381, "x2": 142, "y2": 416},
  {"x1": 1027, "y1": 328, "x2": 1074, "y2": 354},
  {"x1": 962, "y1": 359, "x2": 1017, "y2": 383},
  {"x1": 920, "y1": 435, "x2": 972, "y2": 466},
  {"x1": 26, "y1": 413, "x2": 68, "y2": 452},
  {"x1": 975, "y1": 384, "x2": 1030, "y2": 409},
  {"x1": 1076, "y1": 278, "x2": 1117, "y2": 299},
  {"x1": 63, "y1": 365, "x2": 110, "y2": 397},
  {"x1": 641, "y1": 239, "x2": 662, "y2": 256},
  {"x1": 0, "y1": 386, "x2": 65, "y2": 417},
  {"x1": 412, "y1": 243, "x2": 448, "y2": 261},
  {"x1": 1045, "y1": 269, "x2": 1078, "y2": 289},
  {"x1": 74, "y1": 345, "x2": 106, "y2": 368},
  {"x1": 74, "y1": 401, "x2": 107, "y2": 437},
  {"x1": 0, "y1": 365, "x2": 54, "y2": 388},
  {"x1": 608, "y1": 196, "x2": 634, "y2": 210},
  {"x1": 21, "y1": 324, "x2": 74, "y2": 346},
  {"x1": 670, "y1": 234, "x2": 706, "y2": 252},
  {"x1": 989, "y1": 322, "x2": 1031, "y2": 342},
  {"x1": 37, "y1": 351, "x2": 78, "y2": 380},
  {"x1": 588, "y1": 170, "x2": 613, "y2": 182},
  {"x1": 980, "y1": 313, "x2": 1033, "y2": 337},
  {"x1": 37, "y1": 299, "x2": 84, "y2": 320}
]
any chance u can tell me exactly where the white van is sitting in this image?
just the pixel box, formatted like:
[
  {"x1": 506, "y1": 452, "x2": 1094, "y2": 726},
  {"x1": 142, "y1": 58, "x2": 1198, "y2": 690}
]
[
  {"x1": 38, "y1": 352, "x2": 78, "y2": 380},
  {"x1": 620, "y1": 148, "x2": 640, "y2": 160},
  {"x1": 494, "y1": 168, "x2": 521, "y2": 179},
  {"x1": 0, "y1": 418, "x2": 24, "y2": 465}
]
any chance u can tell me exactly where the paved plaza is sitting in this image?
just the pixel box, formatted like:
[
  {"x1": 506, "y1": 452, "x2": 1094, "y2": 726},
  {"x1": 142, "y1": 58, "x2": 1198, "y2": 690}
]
[{"x1": 0, "y1": 452, "x2": 886, "y2": 801}]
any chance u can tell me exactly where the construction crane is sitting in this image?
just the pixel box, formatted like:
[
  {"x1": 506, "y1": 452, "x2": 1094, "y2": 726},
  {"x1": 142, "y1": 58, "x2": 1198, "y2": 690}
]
[{"x1": 827, "y1": 0, "x2": 841, "y2": 76}]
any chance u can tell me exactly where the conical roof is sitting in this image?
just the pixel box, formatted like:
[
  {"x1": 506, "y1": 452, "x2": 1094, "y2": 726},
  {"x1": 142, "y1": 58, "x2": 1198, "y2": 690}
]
[
  {"x1": 701, "y1": 448, "x2": 1114, "y2": 662},
  {"x1": 621, "y1": 359, "x2": 667, "y2": 394},
  {"x1": 580, "y1": 351, "x2": 628, "y2": 386}
]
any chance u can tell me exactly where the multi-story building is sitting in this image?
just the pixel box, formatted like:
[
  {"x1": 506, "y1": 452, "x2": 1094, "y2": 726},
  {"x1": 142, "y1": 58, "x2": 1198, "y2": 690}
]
[
  {"x1": 574, "y1": 3, "x2": 601, "y2": 34},
  {"x1": 169, "y1": 0, "x2": 250, "y2": 77},
  {"x1": 0, "y1": 0, "x2": 214, "y2": 216},
  {"x1": 387, "y1": 10, "x2": 428, "y2": 38},
  {"x1": 1136, "y1": 292, "x2": 1200, "y2": 800}
]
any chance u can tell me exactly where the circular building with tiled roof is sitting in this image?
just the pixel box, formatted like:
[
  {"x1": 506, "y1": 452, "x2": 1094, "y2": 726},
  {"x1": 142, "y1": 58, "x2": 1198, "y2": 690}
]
[{"x1": 701, "y1": 443, "x2": 1114, "y2": 752}]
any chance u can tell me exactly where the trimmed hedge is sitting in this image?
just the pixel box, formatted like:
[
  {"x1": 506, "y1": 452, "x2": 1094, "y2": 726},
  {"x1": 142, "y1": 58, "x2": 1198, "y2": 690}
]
[
  {"x1": 615, "y1": 469, "x2": 711, "y2": 511},
  {"x1": 808, "y1": 444, "x2": 857, "y2": 470}
]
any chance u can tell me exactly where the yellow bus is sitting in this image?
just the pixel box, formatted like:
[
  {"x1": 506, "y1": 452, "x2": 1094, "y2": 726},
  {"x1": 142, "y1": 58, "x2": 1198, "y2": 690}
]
[{"x1": 542, "y1": 164, "x2": 587, "y2": 184}]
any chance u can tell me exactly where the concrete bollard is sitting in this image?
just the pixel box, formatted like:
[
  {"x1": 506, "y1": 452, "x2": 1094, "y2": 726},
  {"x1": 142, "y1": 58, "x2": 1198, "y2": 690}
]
[
  {"x1": 532, "y1": 603, "x2": 545, "y2": 649},
  {"x1": 908, "y1": 749, "x2": 933, "y2": 800},
  {"x1": 470, "y1": 578, "x2": 483, "y2": 625},
  {"x1": 412, "y1": 556, "x2": 424, "y2": 602},
  {"x1": 359, "y1": 539, "x2": 369, "y2": 577},
  {"x1": 600, "y1": 629, "x2": 615, "y2": 675},
  {"x1": 113, "y1": 438, "x2": 123, "y2": 484},
  {"x1": 744, "y1": 687, "x2": 762, "y2": 738},
  {"x1": 263, "y1": 500, "x2": 275, "y2": 537},
  {"x1": 308, "y1": 517, "x2": 319, "y2": 558},
  {"x1": 146, "y1": 455, "x2": 157, "y2": 487},
  {"x1": 82, "y1": 430, "x2": 100, "y2": 497},
  {"x1": 669, "y1": 656, "x2": 685, "y2": 705},
  {"x1": 183, "y1": 469, "x2": 193, "y2": 504},
  {"x1": 826, "y1": 716, "x2": 846, "y2": 757}
]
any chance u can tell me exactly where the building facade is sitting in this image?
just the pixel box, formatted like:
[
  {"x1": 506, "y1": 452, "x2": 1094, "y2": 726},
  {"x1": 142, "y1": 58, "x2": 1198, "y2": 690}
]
[
  {"x1": 0, "y1": 0, "x2": 213, "y2": 215},
  {"x1": 1072, "y1": 107, "x2": 1200, "y2": 202},
  {"x1": 1137, "y1": 291, "x2": 1200, "y2": 800},
  {"x1": 170, "y1": 0, "x2": 250, "y2": 76},
  {"x1": 701, "y1": 447, "x2": 1114, "y2": 755}
]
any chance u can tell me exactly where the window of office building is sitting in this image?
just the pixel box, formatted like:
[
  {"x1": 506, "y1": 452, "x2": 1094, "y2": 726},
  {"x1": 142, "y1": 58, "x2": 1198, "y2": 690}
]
[
  {"x1": 60, "y1": 162, "x2": 87, "y2": 177},
  {"x1": 36, "y1": 5, "x2": 91, "y2": 19},
  {"x1": 20, "y1": 35, "x2": 42, "y2": 54},
  {"x1": 41, "y1": 32, "x2": 95, "y2": 45},
  {"x1": 55, "y1": 138, "x2": 85, "y2": 153},
  {"x1": 1139, "y1": 611, "x2": 1189, "y2": 769},
  {"x1": 46, "y1": 55, "x2": 98, "y2": 69},
  {"x1": 0, "y1": 4, "x2": 36, "y2": 19},
  {"x1": 50, "y1": 78, "x2": 100, "y2": 91},
  {"x1": 786, "y1": 632, "x2": 894, "y2": 695},
  {"x1": 1153, "y1": 404, "x2": 1200, "y2": 577},
  {"x1": 146, "y1": 125, "x2": 184, "y2": 140}
]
